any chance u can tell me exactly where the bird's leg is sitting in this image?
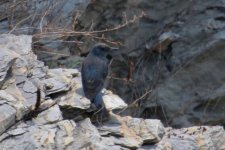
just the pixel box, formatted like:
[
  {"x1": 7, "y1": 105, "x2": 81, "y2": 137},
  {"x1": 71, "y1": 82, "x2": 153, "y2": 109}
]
[
  {"x1": 86, "y1": 92, "x2": 104, "y2": 112},
  {"x1": 93, "y1": 92, "x2": 104, "y2": 109}
]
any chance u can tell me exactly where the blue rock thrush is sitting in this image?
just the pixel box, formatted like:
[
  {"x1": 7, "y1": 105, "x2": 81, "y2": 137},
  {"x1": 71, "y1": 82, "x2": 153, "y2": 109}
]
[{"x1": 81, "y1": 43, "x2": 118, "y2": 107}]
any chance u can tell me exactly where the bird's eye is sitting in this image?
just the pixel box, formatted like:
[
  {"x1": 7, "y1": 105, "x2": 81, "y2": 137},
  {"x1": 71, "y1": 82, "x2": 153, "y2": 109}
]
[
  {"x1": 106, "y1": 54, "x2": 112, "y2": 60},
  {"x1": 101, "y1": 47, "x2": 108, "y2": 52}
]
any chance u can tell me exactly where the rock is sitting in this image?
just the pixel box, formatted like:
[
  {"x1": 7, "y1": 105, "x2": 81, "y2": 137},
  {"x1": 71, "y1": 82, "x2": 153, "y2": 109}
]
[
  {"x1": 2, "y1": 0, "x2": 225, "y2": 130},
  {"x1": 0, "y1": 34, "x2": 41, "y2": 128},
  {"x1": 42, "y1": 77, "x2": 70, "y2": 95},
  {"x1": 3, "y1": 83, "x2": 33, "y2": 120},
  {"x1": 0, "y1": 88, "x2": 26, "y2": 121},
  {"x1": 0, "y1": 118, "x2": 128, "y2": 150},
  {"x1": 146, "y1": 31, "x2": 180, "y2": 53},
  {"x1": 118, "y1": 117, "x2": 162, "y2": 147},
  {"x1": 32, "y1": 105, "x2": 63, "y2": 125},
  {"x1": 0, "y1": 34, "x2": 225, "y2": 149},
  {"x1": 0, "y1": 124, "x2": 58, "y2": 149},
  {"x1": 1, "y1": 34, "x2": 31, "y2": 55},
  {"x1": 73, "y1": 118, "x2": 131, "y2": 150},
  {"x1": 38, "y1": 99, "x2": 56, "y2": 111},
  {"x1": 145, "y1": 34, "x2": 225, "y2": 127},
  {"x1": 112, "y1": 136, "x2": 142, "y2": 149},
  {"x1": 55, "y1": 120, "x2": 76, "y2": 149},
  {"x1": 0, "y1": 50, "x2": 18, "y2": 88},
  {"x1": 0, "y1": 121, "x2": 68, "y2": 149},
  {"x1": 23, "y1": 80, "x2": 37, "y2": 93},
  {"x1": 99, "y1": 113, "x2": 165, "y2": 148},
  {"x1": 0, "y1": 34, "x2": 126, "y2": 138},
  {"x1": 42, "y1": 69, "x2": 73, "y2": 95},
  {"x1": 0, "y1": 0, "x2": 89, "y2": 69},
  {"x1": 61, "y1": 68, "x2": 80, "y2": 77},
  {"x1": 125, "y1": 118, "x2": 165, "y2": 144},
  {"x1": 186, "y1": 126, "x2": 225, "y2": 150},
  {"x1": 74, "y1": 0, "x2": 225, "y2": 128},
  {"x1": 70, "y1": 118, "x2": 102, "y2": 148},
  {"x1": 103, "y1": 90, "x2": 128, "y2": 111},
  {"x1": 7, "y1": 128, "x2": 27, "y2": 136},
  {"x1": 98, "y1": 123, "x2": 122, "y2": 136},
  {"x1": 0, "y1": 104, "x2": 16, "y2": 134},
  {"x1": 147, "y1": 126, "x2": 225, "y2": 150},
  {"x1": 58, "y1": 73, "x2": 91, "y2": 110}
]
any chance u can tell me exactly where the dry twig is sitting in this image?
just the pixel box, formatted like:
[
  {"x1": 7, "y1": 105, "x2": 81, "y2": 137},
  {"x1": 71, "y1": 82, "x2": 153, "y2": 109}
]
[
  {"x1": 117, "y1": 88, "x2": 152, "y2": 114},
  {"x1": 33, "y1": 12, "x2": 146, "y2": 38}
]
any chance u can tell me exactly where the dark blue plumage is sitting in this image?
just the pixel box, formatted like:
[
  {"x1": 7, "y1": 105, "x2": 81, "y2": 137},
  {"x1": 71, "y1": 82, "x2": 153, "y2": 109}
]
[{"x1": 81, "y1": 43, "x2": 117, "y2": 107}]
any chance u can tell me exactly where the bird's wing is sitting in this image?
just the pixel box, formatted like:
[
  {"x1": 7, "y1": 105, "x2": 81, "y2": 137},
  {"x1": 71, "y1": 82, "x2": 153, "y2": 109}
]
[
  {"x1": 102, "y1": 60, "x2": 109, "y2": 80},
  {"x1": 82, "y1": 63, "x2": 103, "y2": 99},
  {"x1": 81, "y1": 56, "x2": 109, "y2": 100}
]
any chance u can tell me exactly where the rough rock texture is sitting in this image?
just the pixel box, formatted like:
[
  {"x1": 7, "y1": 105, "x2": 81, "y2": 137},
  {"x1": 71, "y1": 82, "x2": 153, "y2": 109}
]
[
  {"x1": 102, "y1": 90, "x2": 128, "y2": 111},
  {"x1": 73, "y1": 0, "x2": 225, "y2": 127},
  {"x1": 0, "y1": 0, "x2": 90, "y2": 68},
  {"x1": 0, "y1": 34, "x2": 224, "y2": 149},
  {"x1": 2, "y1": 0, "x2": 225, "y2": 128},
  {"x1": 156, "y1": 126, "x2": 225, "y2": 150},
  {"x1": 0, "y1": 34, "x2": 46, "y2": 134}
]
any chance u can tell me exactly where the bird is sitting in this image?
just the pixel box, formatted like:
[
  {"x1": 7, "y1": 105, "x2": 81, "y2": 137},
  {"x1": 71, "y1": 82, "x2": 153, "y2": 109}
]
[{"x1": 81, "y1": 43, "x2": 118, "y2": 107}]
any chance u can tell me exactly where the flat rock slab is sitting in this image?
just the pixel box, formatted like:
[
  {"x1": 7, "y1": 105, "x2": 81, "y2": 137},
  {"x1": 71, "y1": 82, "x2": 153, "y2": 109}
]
[
  {"x1": 102, "y1": 90, "x2": 128, "y2": 111},
  {"x1": 112, "y1": 136, "x2": 143, "y2": 149},
  {"x1": 125, "y1": 118, "x2": 165, "y2": 144},
  {"x1": 58, "y1": 72, "x2": 91, "y2": 110},
  {"x1": 43, "y1": 77, "x2": 70, "y2": 95},
  {"x1": 98, "y1": 123, "x2": 122, "y2": 136},
  {"x1": 42, "y1": 69, "x2": 74, "y2": 95},
  {"x1": 98, "y1": 113, "x2": 165, "y2": 148},
  {"x1": 32, "y1": 105, "x2": 63, "y2": 125}
]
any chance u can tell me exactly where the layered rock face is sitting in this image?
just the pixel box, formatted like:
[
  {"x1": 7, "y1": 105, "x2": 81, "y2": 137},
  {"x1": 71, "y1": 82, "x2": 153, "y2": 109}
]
[
  {"x1": 0, "y1": 34, "x2": 225, "y2": 149},
  {"x1": 74, "y1": 0, "x2": 225, "y2": 127},
  {"x1": 1, "y1": 0, "x2": 225, "y2": 128}
]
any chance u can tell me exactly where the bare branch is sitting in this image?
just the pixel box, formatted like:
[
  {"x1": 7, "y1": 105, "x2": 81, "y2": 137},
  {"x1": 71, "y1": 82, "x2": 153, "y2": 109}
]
[
  {"x1": 33, "y1": 12, "x2": 146, "y2": 38},
  {"x1": 117, "y1": 88, "x2": 152, "y2": 114}
]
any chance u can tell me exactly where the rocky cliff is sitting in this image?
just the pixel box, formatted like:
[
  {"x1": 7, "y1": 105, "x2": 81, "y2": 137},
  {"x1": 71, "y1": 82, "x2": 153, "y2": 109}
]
[
  {"x1": 73, "y1": 0, "x2": 225, "y2": 128},
  {"x1": 0, "y1": 34, "x2": 225, "y2": 149},
  {"x1": 1, "y1": 0, "x2": 225, "y2": 139}
]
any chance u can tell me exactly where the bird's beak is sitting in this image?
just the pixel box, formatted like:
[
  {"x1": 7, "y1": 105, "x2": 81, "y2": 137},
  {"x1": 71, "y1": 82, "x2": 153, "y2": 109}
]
[{"x1": 109, "y1": 47, "x2": 124, "y2": 62}]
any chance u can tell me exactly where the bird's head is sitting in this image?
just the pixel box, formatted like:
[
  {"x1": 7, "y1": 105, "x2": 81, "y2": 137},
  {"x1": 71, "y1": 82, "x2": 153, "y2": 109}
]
[{"x1": 90, "y1": 43, "x2": 118, "y2": 59}]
